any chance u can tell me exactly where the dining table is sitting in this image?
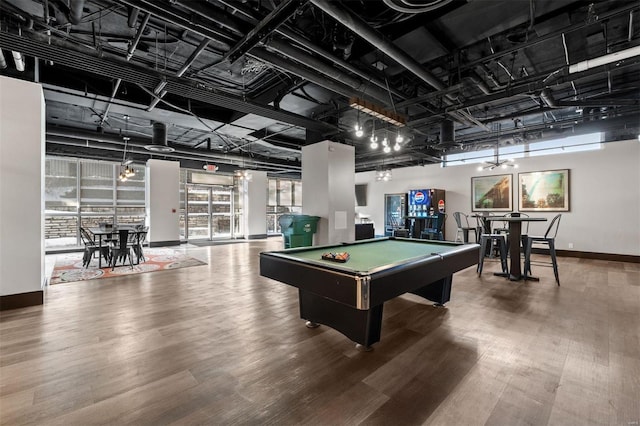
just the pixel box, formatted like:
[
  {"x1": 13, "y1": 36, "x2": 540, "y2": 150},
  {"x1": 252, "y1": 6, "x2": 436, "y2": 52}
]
[
  {"x1": 485, "y1": 216, "x2": 547, "y2": 281},
  {"x1": 88, "y1": 226, "x2": 139, "y2": 268}
]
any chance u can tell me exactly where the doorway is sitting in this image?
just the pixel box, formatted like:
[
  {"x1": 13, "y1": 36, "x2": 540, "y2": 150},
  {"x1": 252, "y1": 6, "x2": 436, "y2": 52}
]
[{"x1": 186, "y1": 184, "x2": 234, "y2": 240}]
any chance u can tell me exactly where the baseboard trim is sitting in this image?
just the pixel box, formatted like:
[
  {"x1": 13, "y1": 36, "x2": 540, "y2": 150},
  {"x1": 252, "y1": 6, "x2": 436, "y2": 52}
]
[
  {"x1": 531, "y1": 248, "x2": 640, "y2": 263},
  {"x1": 0, "y1": 290, "x2": 44, "y2": 311},
  {"x1": 247, "y1": 234, "x2": 268, "y2": 240},
  {"x1": 149, "y1": 240, "x2": 181, "y2": 248}
]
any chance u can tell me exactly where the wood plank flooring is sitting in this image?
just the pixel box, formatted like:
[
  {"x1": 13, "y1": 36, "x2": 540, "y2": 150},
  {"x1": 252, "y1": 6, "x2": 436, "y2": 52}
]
[{"x1": 1, "y1": 238, "x2": 639, "y2": 425}]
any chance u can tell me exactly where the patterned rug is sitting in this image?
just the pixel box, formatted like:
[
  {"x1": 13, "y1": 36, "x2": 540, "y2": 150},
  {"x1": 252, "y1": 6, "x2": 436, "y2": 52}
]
[{"x1": 49, "y1": 248, "x2": 206, "y2": 285}]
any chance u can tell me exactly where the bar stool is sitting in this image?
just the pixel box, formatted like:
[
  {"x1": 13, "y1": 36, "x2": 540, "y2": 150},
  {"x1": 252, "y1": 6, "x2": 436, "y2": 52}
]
[
  {"x1": 453, "y1": 212, "x2": 481, "y2": 243},
  {"x1": 524, "y1": 214, "x2": 562, "y2": 285},
  {"x1": 477, "y1": 232, "x2": 508, "y2": 276}
]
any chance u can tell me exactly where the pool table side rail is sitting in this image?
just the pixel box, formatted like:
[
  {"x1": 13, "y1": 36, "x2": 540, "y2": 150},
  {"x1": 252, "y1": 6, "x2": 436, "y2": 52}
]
[
  {"x1": 259, "y1": 242, "x2": 480, "y2": 310},
  {"x1": 367, "y1": 243, "x2": 479, "y2": 307},
  {"x1": 260, "y1": 255, "x2": 361, "y2": 308},
  {"x1": 260, "y1": 237, "x2": 469, "y2": 275}
]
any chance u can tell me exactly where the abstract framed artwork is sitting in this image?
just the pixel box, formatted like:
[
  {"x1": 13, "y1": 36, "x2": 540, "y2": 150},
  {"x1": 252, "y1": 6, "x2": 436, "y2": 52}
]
[
  {"x1": 519, "y1": 169, "x2": 570, "y2": 212},
  {"x1": 471, "y1": 174, "x2": 513, "y2": 212}
]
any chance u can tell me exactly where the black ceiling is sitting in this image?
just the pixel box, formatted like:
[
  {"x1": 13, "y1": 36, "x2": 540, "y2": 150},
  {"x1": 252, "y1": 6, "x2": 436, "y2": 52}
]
[{"x1": 1, "y1": 0, "x2": 639, "y2": 176}]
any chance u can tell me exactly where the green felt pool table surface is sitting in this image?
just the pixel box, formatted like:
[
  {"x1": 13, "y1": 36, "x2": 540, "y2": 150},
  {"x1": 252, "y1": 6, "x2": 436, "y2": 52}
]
[{"x1": 276, "y1": 238, "x2": 463, "y2": 273}]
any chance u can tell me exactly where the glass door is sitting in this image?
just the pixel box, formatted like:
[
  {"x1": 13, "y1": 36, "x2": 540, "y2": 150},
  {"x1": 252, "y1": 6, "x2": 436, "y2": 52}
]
[{"x1": 186, "y1": 185, "x2": 234, "y2": 240}]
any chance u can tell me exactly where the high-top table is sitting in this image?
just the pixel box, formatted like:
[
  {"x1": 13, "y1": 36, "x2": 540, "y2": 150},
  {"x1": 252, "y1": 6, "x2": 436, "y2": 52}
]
[{"x1": 485, "y1": 216, "x2": 547, "y2": 281}]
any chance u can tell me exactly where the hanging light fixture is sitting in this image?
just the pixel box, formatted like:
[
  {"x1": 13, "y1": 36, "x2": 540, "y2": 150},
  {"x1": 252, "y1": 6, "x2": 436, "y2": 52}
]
[
  {"x1": 369, "y1": 119, "x2": 378, "y2": 149},
  {"x1": 382, "y1": 134, "x2": 391, "y2": 153},
  {"x1": 354, "y1": 109, "x2": 364, "y2": 137},
  {"x1": 119, "y1": 115, "x2": 135, "y2": 182},
  {"x1": 375, "y1": 169, "x2": 392, "y2": 181},
  {"x1": 477, "y1": 123, "x2": 518, "y2": 171}
]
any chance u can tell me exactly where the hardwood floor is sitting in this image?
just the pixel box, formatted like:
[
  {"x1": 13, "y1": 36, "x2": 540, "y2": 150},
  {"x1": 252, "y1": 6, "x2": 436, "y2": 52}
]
[{"x1": 1, "y1": 238, "x2": 639, "y2": 425}]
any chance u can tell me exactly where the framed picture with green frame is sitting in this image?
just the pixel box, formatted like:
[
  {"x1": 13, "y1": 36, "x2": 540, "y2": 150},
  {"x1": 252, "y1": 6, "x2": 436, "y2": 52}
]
[{"x1": 518, "y1": 169, "x2": 570, "y2": 212}]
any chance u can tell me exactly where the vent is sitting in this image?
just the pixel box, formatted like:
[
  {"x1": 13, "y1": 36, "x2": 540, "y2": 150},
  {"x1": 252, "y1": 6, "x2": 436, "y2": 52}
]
[{"x1": 144, "y1": 122, "x2": 175, "y2": 153}]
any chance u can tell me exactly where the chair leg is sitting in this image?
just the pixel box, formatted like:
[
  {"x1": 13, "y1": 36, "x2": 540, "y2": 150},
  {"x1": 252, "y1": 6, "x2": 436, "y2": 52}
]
[
  {"x1": 549, "y1": 240, "x2": 560, "y2": 286},
  {"x1": 498, "y1": 237, "x2": 508, "y2": 273},
  {"x1": 523, "y1": 238, "x2": 533, "y2": 276},
  {"x1": 477, "y1": 236, "x2": 488, "y2": 275}
]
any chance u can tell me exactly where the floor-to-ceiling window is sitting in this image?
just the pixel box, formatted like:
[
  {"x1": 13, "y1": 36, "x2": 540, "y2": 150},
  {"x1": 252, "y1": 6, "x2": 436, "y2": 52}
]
[
  {"x1": 267, "y1": 178, "x2": 302, "y2": 234},
  {"x1": 45, "y1": 157, "x2": 145, "y2": 249}
]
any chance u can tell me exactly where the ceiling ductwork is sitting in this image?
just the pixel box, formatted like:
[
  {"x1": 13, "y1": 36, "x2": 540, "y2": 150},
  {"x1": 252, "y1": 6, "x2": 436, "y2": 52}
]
[
  {"x1": 382, "y1": 0, "x2": 454, "y2": 14},
  {"x1": 1, "y1": 0, "x2": 637, "y2": 174},
  {"x1": 144, "y1": 122, "x2": 175, "y2": 153}
]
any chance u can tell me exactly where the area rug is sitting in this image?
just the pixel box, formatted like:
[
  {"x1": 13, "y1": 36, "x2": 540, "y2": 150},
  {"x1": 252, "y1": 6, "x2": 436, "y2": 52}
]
[{"x1": 49, "y1": 248, "x2": 206, "y2": 285}]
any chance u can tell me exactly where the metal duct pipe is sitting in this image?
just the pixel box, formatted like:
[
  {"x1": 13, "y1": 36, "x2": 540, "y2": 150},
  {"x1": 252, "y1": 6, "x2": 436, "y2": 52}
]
[
  {"x1": 127, "y1": 7, "x2": 140, "y2": 28},
  {"x1": 310, "y1": 0, "x2": 474, "y2": 126},
  {"x1": 265, "y1": 38, "x2": 391, "y2": 105},
  {"x1": 311, "y1": 0, "x2": 445, "y2": 91},
  {"x1": 569, "y1": 45, "x2": 640, "y2": 74},
  {"x1": 539, "y1": 89, "x2": 558, "y2": 108},
  {"x1": 45, "y1": 131, "x2": 301, "y2": 172},
  {"x1": 277, "y1": 28, "x2": 407, "y2": 100},
  {"x1": 68, "y1": 0, "x2": 85, "y2": 25},
  {"x1": 0, "y1": 49, "x2": 6, "y2": 69},
  {"x1": 152, "y1": 122, "x2": 167, "y2": 144},
  {"x1": 250, "y1": 48, "x2": 371, "y2": 102},
  {"x1": 440, "y1": 120, "x2": 454, "y2": 143},
  {"x1": 126, "y1": 13, "x2": 151, "y2": 61},
  {"x1": 11, "y1": 51, "x2": 25, "y2": 71}
]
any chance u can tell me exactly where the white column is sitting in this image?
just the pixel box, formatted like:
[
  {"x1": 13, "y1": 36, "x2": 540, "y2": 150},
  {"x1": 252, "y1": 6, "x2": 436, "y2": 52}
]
[
  {"x1": 243, "y1": 170, "x2": 267, "y2": 239},
  {"x1": 0, "y1": 76, "x2": 45, "y2": 307},
  {"x1": 302, "y1": 140, "x2": 355, "y2": 245},
  {"x1": 145, "y1": 159, "x2": 180, "y2": 246}
]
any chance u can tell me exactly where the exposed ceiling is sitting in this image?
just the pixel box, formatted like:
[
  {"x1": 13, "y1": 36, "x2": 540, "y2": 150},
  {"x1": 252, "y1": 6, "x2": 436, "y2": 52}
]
[{"x1": 1, "y1": 0, "x2": 639, "y2": 176}]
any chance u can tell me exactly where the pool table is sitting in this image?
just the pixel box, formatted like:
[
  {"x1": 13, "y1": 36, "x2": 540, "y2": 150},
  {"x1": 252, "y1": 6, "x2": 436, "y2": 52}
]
[{"x1": 260, "y1": 237, "x2": 479, "y2": 350}]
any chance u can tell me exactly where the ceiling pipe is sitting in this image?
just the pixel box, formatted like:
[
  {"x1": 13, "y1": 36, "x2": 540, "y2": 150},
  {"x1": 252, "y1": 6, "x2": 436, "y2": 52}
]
[
  {"x1": 250, "y1": 48, "x2": 378, "y2": 103},
  {"x1": 127, "y1": 7, "x2": 140, "y2": 28},
  {"x1": 45, "y1": 132, "x2": 301, "y2": 172},
  {"x1": 462, "y1": 3, "x2": 640, "y2": 72},
  {"x1": 277, "y1": 28, "x2": 408, "y2": 101},
  {"x1": 569, "y1": 45, "x2": 640, "y2": 74},
  {"x1": 148, "y1": 38, "x2": 211, "y2": 111},
  {"x1": 208, "y1": 0, "x2": 409, "y2": 101},
  {"x1": 173, "y1": 1, "x2": 245, "y2": 36},
  {"x1": 11, "y1": 51, "x2": 25, "y2": 71},
  {"x1": 68, "y1": 0, "x2": 85, "y2": 25},
  {"x1": 265, "y1": 38, "x2": 392, "y2": 105},
  {"x1": 310, "y1": 0, "x2": 474, "y2": 126},
  {"x1": 100, "y1": 13, "x2": 151, "y2": 126}
]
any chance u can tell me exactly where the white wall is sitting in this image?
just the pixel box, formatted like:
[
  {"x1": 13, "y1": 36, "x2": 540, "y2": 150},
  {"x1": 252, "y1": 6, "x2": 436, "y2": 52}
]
[
  {"x1": 146, "y1": 159, "x2": 180, "y2": 245},
  {"x1": 0, "y1": 76, "x2": 45, "y2": 296},
  {"x1": 244, "y1": 170, "x2": 268, "y2": 238},
  {"x1": 302, "y1": 140, "x2": 355, "y2": 245},
  {"x1": 356, "y1": 139, "x2": 640, "y2": 256}
]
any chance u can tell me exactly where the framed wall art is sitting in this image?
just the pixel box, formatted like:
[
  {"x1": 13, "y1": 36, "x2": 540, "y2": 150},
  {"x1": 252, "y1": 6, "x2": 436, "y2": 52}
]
[
  {"x1": 519, "y1": 169, "x2": 570, "y2": 211},
  {"x1": 471, "y1": 174, "x2": 513, "y2": 212}
]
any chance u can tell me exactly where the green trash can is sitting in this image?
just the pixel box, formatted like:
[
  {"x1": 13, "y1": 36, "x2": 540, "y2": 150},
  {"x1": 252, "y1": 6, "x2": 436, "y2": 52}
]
[{"x1": 278, "y1": 214, "x2": 320, "y2": 248}]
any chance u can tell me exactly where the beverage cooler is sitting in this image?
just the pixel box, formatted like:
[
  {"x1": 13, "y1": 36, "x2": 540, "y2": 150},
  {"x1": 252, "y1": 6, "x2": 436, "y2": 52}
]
[{"x1": 405, "y1": 189, "x2": 446, "y2": 239}]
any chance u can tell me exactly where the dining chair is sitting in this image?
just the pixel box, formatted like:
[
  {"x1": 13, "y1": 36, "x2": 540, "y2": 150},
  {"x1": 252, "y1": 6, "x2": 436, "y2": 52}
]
[
  {"x1": 108, "y1": 229, "x2": 135, "y2": 270},
  {"x1": 132, "y1": 228, "x2": 148, "y2": 264},
  {"x1": 79, "y1": 227, "x2": 109, "y2": 268},
  {"x1": 477, "y1": 214, "x2": 508, "y2": 276},
  {"x1": 453, "y1": 212, "x2": 480, "y2": 243},
  {"x1": 523, "y1": 214, "x2": 562, "y2": 285}
]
